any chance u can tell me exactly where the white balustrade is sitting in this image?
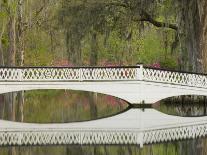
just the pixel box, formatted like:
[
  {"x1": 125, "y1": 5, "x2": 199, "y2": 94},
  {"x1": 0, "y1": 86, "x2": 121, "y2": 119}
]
[
  {"x1": 143, "y1": 68, "x2": 207, "y2": 88},
  {"x1": 0, "y1": 67, "x2": 138, "y2": 81},
  {"x1": 0, "y1": 66, "x2": 206, "y2": 89}
]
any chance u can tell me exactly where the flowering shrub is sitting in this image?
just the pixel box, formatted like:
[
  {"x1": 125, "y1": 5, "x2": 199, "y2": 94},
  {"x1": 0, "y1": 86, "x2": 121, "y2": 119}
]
[
  {"x1": 151, "y1": 62, "x2": 161, "y2": 68},
  {"x1": 52, "y1": 59, "x2": 74, "y2": 67}
]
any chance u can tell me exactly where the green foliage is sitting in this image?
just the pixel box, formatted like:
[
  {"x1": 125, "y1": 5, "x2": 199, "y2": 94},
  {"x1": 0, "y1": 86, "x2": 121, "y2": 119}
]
[
  {"x1": 82, "y1": 25, "x2": 178, "y2": 68},
  {"x1": 160, "y1": 56, "x2": 177, "y2": 69},
  {"x1": 24, "y1": 29, "x2": 54, "y2": 66}
]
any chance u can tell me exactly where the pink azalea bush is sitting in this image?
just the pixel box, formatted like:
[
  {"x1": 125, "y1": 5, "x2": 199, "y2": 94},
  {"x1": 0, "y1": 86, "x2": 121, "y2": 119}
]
[{"x1": 146, "y1": 62, "x2": 161, "y2": 68}]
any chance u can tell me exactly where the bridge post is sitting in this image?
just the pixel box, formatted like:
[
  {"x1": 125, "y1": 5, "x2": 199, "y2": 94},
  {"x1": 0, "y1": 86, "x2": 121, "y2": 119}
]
[
  {"x1": 79, "y1": 68, "x2": 83, "y2": 81},
  {"x1": 18, "y1": 69, "x2": 23, "y2": 81},
  {"x1": 18, "y1": 132, "x2": 23, "y2": 145},
  {"x1": 136, "y1": 64, "x2": 143, "y2": 80}
]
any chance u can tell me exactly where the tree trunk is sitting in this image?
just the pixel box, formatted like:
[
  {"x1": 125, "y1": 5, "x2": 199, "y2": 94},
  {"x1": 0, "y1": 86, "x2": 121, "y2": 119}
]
[
  {"x1": 16, "y1": 0, "x2": 25, "y2": 122},
  {"x1": 8, "y1": 14, "x2": 16, "y2": 66},
  {"x1": 0, "y1": 21, "x2": 5, "y2": 66},
  {"x1": 198, "y1": 0, "x2": 207, "y2": 72},
  {"x1": 17, "y1": 0, "x2": 24, "y2": 66},
  {"x1": 66, "y1": 31, "x2": 82, "y2": 66},
  {"x1": 176, "y1": 0, "x2": 199, "y2": 71},
  {"x1": 0, "y1": 41, "x2": 4, "y2": 66},
  {"x1": 178, "y1": 0, "x2": 207, "y2": 72},
  {"x1": 90, "y1": 32, "x2": 98, "y2": 66}
]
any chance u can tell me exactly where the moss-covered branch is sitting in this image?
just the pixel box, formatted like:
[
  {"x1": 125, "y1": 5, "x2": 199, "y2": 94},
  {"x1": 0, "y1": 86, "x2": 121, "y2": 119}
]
[{"x1": 138, "y1": 11, "x2": 178, "y2": 31}]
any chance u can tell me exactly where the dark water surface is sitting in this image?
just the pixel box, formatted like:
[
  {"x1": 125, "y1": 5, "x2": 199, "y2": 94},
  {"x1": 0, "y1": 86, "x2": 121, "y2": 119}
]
[{"x1": 0, "y1": 91, "x2": 207, "y2": 155}]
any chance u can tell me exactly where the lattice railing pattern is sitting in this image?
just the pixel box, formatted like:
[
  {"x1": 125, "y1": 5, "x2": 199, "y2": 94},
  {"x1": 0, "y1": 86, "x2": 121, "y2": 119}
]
[
  {"x1": 0, "y1": 68, "x2": 20, "y2": 81},
  {"x1": 22, "y1": 68, "x2": 80, "y2": 81},
  {"x1": 80, "y1": 68, "x2": 137, "y2": 81},
  {"x1": 143, "y1": 68, "x2": 207, "y2": 88},
  {"x1": 1, "y1": 123, "x2": 207, "y2": 146},
  {"x1": 0, "y1": 67, "x2": 137, "y2": 81},
  {"x1": 0, "y1": 66, "x2": 207, "y2": 88},
  {"x1": 0, "y1": 130, "x2": 139, "y2": 146}
]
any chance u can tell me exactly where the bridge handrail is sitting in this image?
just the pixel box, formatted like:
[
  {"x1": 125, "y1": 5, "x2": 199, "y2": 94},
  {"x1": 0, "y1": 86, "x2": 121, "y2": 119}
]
[
  {"x1": 0, "y1": 66, "x2": 139, "y2": 81},
  {"x1": 0, "y1": 66, "x2": 206, "y2": 89},
  {"x1": 143, "y1": 67, "x2": 207, "y2": 88}
]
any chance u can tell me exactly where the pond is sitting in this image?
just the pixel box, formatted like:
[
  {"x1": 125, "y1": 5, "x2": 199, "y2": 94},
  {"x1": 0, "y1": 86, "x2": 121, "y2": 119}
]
[{"x1": 0, "y1": 91, "x2": 207, "y2": 155}]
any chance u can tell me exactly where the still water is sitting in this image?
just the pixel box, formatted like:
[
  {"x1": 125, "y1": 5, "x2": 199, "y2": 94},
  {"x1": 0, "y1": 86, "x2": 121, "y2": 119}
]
[{"x1": 0, "y1": 90, "x2": 207, "y2": 155}]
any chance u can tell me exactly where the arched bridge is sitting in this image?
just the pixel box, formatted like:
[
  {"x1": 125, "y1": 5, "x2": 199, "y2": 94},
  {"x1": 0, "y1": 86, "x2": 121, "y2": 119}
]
[{"x1": 0, "y1": 65, "x2": 207, "y2": 103}]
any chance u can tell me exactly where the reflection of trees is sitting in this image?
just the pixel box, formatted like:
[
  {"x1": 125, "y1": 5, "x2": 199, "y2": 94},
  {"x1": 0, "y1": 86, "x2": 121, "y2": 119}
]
[
  {"x1": 17, "y1": 91, "x2": 24, "y2": 122},
  {"x1": 0, "y1": 93, "x2": 24, "y2": 122},
  {"x1": 158, "y1": 95, "x2": 207, "y2": 117},
  {"x1": 158, "y1": 96, "x2": 207, "y2": 155},
  {"x1": 0, "y1": 95, "x2": 5, "y2": 118},
  {"x1": 88, "y1": 92, "x2": 98, "y2": 119},
  {"x1": 2, "y1": 92, "x2": 24, "y2": 155}
]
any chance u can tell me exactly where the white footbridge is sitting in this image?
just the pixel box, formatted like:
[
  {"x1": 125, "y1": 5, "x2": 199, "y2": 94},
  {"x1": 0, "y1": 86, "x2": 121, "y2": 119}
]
[
  {"x1": 1, "y1": 65, "x2": 207, "y2": 147},
  {"x1": 0, "y1": 64, "x2": 207, "y2": 103}
]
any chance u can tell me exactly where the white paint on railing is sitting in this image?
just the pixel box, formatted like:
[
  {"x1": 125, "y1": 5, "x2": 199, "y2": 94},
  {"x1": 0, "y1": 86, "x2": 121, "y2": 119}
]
[
  {"x1": 136, "y1": 64, "x2": 143, "y2": 81},
  {"x1": 0, "y1": 66, "x2": 207, "y2": 103},
  {"x1": 0, "y1": 66, "x2": 206, "y2": 88}
]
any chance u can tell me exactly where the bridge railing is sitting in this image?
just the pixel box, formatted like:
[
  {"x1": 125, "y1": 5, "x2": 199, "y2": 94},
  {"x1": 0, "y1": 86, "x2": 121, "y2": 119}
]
[
  {"x1": 143, "y1": 67, "x2": 207, "y2": 88},
  {"x1": 0, "y1": 66, "x2": 138, "y2": 81},
  {"x1": 0, "y1": 66, "x2": 207, "y2": 88}
]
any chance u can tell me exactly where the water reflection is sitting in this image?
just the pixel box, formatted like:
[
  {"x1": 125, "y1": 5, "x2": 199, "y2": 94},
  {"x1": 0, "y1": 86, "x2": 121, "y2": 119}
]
[
  {"x1": 155, "y1": 95, "x2": 207, "y2": 117},
  {"x1": 0, "y1": 90, "x2": 128, "y2": 123},
  {"x1": 1, "y1": 108, "x2": 207, "y2": 155},
  {"x1": 1, "y1": 92, "x2": 207, "y2": 155}
]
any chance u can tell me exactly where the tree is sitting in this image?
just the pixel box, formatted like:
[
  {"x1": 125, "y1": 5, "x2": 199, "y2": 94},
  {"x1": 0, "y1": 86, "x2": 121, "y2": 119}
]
[
  {"x1": 0, "y1": 3, "x2": 7, "y2": 65},
  {"x1": 173, "y1": 0, "x2": 205, "y2": 72}
]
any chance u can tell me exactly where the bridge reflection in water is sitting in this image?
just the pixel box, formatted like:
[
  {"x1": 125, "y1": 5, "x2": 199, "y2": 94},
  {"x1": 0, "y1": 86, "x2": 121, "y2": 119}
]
[{"x1": 1, "y1": 104, "x2": 207, "y2": 147}]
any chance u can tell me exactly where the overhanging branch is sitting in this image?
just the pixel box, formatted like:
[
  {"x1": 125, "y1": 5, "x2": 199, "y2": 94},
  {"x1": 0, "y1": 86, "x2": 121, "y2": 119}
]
[
  {"x1": 139, "y1": 11, "x2": 178, "y2": 31},
  {"x1": 103, "y1": 1, "x2": 129, "y2": 8},
  {"x1": 102, "y1": 2, "x2": 178, "y2": 31}
]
